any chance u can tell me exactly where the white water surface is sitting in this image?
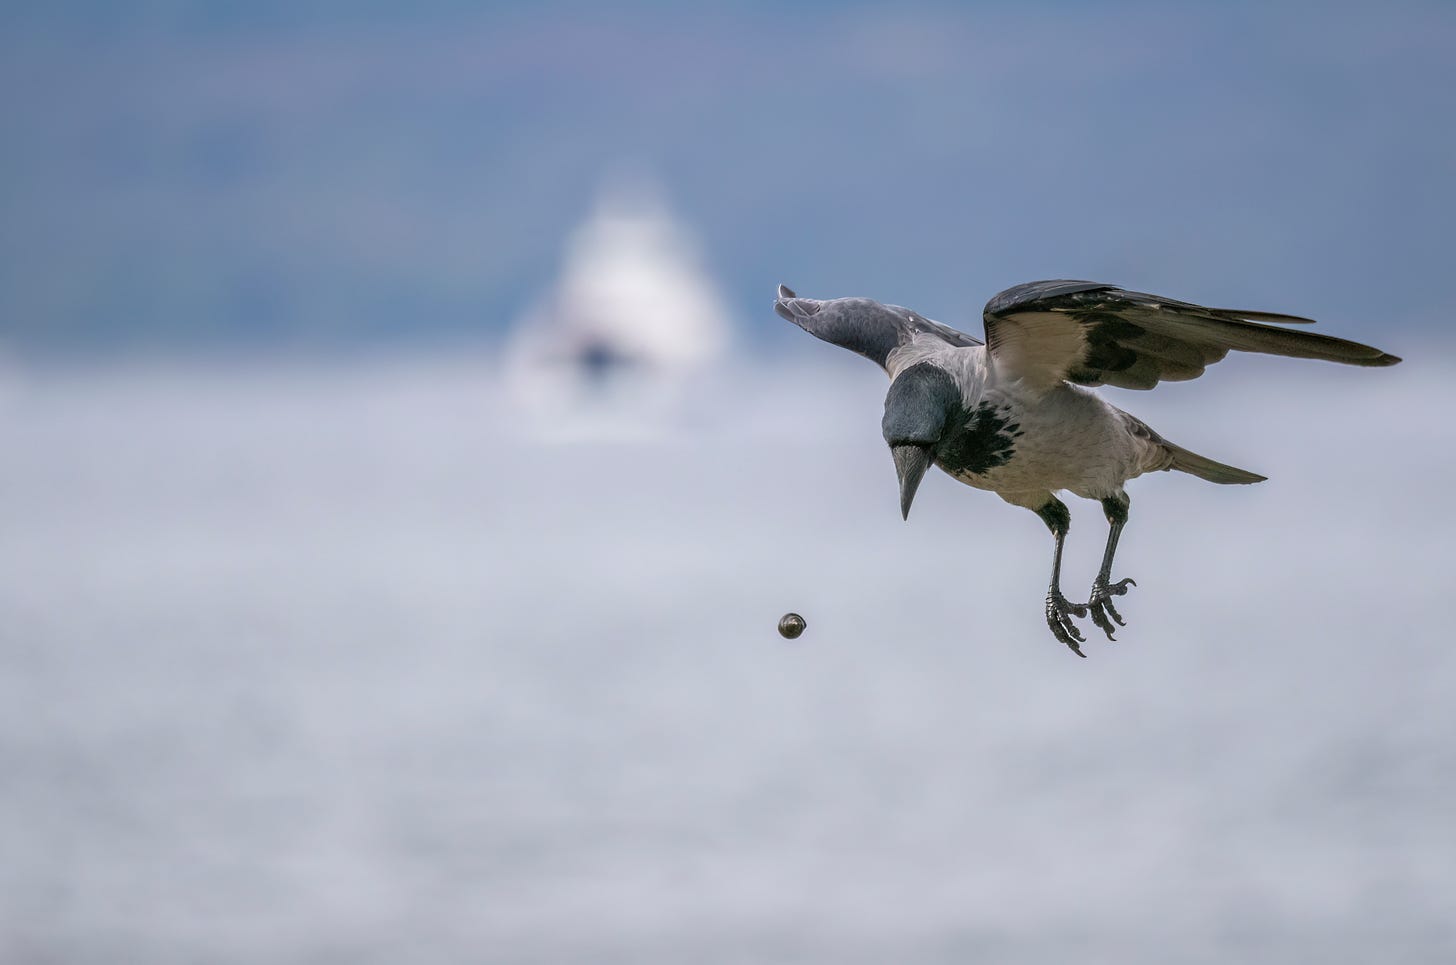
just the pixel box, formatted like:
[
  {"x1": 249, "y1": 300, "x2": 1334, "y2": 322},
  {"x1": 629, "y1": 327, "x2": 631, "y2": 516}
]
[{"x1": 1, "y1": 352, "x2": 1451, "y2": 963}]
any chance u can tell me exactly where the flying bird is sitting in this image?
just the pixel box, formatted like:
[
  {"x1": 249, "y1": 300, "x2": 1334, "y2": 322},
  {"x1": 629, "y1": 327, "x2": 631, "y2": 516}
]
[{"x1": 776, "y1": 280, "x2": 1400, "y2": 655}]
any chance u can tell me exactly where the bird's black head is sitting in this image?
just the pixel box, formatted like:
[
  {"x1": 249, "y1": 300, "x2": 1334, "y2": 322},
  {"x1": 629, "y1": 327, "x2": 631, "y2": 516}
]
[
  {"x1": 881, "y1": 362, "x2": 960, "y2": 520},
  {"x1": 775, "y1": 284, "x2": 908, "y2": 369}
]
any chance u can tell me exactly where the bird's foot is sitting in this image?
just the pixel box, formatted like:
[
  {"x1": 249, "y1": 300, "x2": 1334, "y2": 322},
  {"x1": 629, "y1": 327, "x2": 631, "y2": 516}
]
[
  {"x1": 1045, "y1": 590, "x2": 1089, "y2": 657},
  {"x1": 1086, "y1": 577, "x2": 1136, "y2": 641}
]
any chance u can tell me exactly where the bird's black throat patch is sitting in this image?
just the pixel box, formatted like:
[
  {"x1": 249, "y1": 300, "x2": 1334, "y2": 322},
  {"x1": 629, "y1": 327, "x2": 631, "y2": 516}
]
[{"x1": 936, "y1": 400, "x2": 1019, "y2": 476}]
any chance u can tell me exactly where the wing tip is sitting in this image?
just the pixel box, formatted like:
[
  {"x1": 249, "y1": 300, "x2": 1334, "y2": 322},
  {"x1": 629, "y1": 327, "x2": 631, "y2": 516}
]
[{"x1": 1345, "y1": 350, "x2": 1402, "y2": 367}]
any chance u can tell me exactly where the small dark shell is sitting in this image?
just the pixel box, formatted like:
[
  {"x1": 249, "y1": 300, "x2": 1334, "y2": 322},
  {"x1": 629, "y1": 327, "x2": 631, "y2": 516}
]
[{"x1": 778, "y1": 612, "x2": 806, "y2": 639}]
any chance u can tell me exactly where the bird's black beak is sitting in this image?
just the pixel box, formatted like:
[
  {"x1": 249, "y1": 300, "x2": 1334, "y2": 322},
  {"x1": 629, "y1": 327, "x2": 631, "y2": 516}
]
[
  {"x1": 775, "y1": 283, "x2": 821, "y2": 324},
  {"x1": 891, "y1": 444, "x2": 932, "y2": 520}
]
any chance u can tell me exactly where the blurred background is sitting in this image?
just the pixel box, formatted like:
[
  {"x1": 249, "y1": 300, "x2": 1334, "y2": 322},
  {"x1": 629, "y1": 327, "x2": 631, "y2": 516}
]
[{"x1": 3, "y1": 2, "x2": 1455, "y2": 962}]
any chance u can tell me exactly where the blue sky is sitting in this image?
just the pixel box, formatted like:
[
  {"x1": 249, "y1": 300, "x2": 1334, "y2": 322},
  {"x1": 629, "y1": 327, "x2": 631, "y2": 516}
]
[{"x1": 2, "y1": 1, "x2": 1453, "y2": 352}]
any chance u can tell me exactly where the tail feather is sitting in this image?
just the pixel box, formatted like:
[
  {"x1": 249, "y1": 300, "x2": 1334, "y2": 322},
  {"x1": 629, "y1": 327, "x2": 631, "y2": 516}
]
[{"x1": 1164, "y1": 443, "x2": 1266, "y2": 485}]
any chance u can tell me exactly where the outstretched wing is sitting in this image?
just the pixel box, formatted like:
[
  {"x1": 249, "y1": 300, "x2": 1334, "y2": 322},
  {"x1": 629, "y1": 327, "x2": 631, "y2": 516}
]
[
  {"x1": 982, "y1": 280, "x2": 1400, "y2": 392},
  {"x1": 775, "y1": 284, "x2": 981, "y2": 370}
]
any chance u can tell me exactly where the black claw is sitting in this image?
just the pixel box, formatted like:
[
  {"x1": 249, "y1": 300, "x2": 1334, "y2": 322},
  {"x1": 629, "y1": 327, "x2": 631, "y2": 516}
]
[
  {"x1": 1086, "y1": 576, "x2": 1136, "y2": 643},
  {"x1": 1061, "y1": 611, "x2": 1085, "y2": 643},
  {"x1": 1053, "y1": 620, "x2": 1086, "y2": 656},
  {"x1": 1103, "y1": 598, "x2": 1125, "y2": 626}
]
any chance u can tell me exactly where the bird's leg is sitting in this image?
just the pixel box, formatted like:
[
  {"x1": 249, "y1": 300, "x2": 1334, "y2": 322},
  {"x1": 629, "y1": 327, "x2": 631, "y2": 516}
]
[
  {"x1": 1036, "y1": 498, "x2": 1088, "y2": 656},
  {"x1": 1086, "y1": 493, "x2": 1137, "y2": 641}
]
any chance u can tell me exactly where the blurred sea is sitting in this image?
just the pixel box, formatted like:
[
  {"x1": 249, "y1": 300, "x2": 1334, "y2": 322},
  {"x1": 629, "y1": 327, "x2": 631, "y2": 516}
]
[{"x1": 2, "y1": 351, "x2": 1453, "y2": 963}]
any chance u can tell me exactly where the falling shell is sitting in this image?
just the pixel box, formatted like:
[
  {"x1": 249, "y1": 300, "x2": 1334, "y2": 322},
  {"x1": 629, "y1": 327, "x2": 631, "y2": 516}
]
[{"x1": 778, "y1": 613, "x2": 806, "y2": 639}]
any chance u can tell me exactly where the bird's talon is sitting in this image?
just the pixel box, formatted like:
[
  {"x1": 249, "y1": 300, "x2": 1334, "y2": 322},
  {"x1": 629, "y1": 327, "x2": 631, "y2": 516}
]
[
  {"x1": 1046, "y1": 590, "x2": 1089, "y2": 655},
  {"x1": 1086, "y1": 577, "x2": 1135, "y2": 642}
]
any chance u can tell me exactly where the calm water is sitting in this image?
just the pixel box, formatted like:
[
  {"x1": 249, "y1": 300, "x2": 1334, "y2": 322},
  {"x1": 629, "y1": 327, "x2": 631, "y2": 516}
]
[{"x1": 2, "y1": 354, "x2": 1452, "y2": 963}]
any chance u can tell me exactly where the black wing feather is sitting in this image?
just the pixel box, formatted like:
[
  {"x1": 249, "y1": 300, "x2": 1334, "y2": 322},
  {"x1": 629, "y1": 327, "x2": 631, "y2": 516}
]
[{"x1": 982, "y1": 281, "x2": 1400, "y2": 392}]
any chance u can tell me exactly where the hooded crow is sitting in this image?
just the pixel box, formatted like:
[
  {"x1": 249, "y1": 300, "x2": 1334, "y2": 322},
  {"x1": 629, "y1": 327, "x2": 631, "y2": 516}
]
[{"x1": 776, "y1": 280, "x2": 1400, "y2": 655}]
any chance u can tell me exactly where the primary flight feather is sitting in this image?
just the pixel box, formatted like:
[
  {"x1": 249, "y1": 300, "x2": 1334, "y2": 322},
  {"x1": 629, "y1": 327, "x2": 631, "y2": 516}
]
[{"x1": 776, "y1": 280, "x2": 1400, "y2": 655}]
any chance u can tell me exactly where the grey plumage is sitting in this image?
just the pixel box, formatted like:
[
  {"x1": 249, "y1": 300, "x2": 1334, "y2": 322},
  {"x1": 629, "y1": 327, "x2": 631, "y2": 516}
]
[
  {"x1": 777, "y1": 279, "x2": 1401, "y2": 655},
  {"x1": 775, "y1": 283, "x2": 981, "y2": 369}
]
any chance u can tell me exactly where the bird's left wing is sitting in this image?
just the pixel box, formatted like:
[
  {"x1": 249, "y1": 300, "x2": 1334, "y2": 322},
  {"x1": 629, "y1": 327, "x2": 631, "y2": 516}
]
[
  {"x1": 982, "y1": 279, "x2": 1399, "y2": 392},
  {"x1": 775, "y1": 284, "x2": 981, "y2": 370}
]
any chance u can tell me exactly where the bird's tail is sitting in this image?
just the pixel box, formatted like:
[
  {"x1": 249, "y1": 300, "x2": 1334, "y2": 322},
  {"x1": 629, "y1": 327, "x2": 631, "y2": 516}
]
[{"x1": 1163, "y1": 442, "x2": 1267, "y2": 485}]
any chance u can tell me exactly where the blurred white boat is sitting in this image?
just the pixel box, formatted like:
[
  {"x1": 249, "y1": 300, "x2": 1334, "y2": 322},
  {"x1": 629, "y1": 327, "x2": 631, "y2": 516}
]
[{"x1": 502, "y1": 175, "x2": 732, "y2": 440}]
